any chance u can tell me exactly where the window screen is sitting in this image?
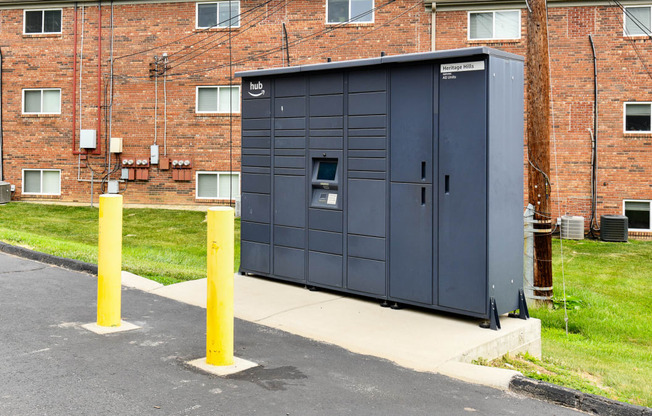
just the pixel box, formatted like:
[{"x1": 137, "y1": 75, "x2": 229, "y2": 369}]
[
  {"x1": 328, "y1": 0, "x2": 373, "y2": 23},
  {"x1": 625, "y1": 103, "x2": 651, "y2": 132},
  {"x1": 197, "y1": 2, "x2": 240, "y2": 28},
  {"x1": 197, "y1": 173, "x2": 218, "y2": 198},
  {"x1": 625, "y1": 6, "x2": 651, "y2": 36},
  {"x1": 625, "y1": 201, "x2": 651, "y2": 230},
  {"x1": 25, "y1": 10, "x2": 61, "y2": 34},
  {"x1": 23, "y1": 170, "x2": 41, "y2": 193},
  {"x1": 469, "y1": 10, "x2": 519, "y2": 39}
]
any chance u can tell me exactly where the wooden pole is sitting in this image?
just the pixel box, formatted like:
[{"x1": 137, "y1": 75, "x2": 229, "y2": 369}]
[{"x1": 526, "y1": 0, "x2": 553, "y2": 305}]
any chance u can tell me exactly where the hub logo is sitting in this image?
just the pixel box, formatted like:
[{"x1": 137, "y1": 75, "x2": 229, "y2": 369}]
[{"x1": 248, "y1": 81, "x2": 265, "y2": 97}]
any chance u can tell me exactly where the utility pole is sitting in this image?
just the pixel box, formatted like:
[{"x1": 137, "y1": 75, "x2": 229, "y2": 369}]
[{"x1": 526, "y1": 0, "x2": 553, "y2": 305}]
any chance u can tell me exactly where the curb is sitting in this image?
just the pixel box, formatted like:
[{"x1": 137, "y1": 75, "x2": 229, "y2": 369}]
[
  {"x1": 0, "y1": 242, "x2": 98, "y2": 275},
  {"x1": 509, "y1": 375, "x2": 652, "y2": 416}
]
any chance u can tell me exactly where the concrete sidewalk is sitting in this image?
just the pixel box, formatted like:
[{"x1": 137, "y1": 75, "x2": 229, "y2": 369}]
[{"x1": 123, "y1": 271, "x2": 539, "y2": 389}]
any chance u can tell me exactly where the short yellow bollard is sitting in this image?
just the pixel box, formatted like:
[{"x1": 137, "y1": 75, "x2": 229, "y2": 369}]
[
  {"x1": 206, "y1": 207, "x2": 234, "y2": 366},
  {"x1": 97, "y1": 194, "x2": 123, "y2": 327}
]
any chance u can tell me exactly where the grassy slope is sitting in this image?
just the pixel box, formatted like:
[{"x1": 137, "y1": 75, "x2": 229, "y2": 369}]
[
  {"x1": 0, "y1": 203, "x2": 240, "y2": 285},
  {"x1": 1, "y1": 203, "x2": 650, "y2": 405}
]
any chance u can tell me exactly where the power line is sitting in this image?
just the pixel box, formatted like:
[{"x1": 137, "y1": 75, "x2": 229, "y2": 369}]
[
  {"x1": 112, "y1": 0, "x2": 275, "y2": 62},
  {"x1": 611, "y1": 0, "x2": 652, "y2": 80},
  {"x1": 166, "y1": 0, "x2": 399, "y2": 78}
]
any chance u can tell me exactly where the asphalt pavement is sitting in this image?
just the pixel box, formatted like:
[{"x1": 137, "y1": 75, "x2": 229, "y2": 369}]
[{"x1": 0, "y1": 252, "x2": 583, "y2": 415}]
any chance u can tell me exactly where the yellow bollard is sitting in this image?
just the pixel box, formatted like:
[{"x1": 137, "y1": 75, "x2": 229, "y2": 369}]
[
  {"x1": 97, "y1": 194, "x2": 123, "y2": 327},
  {"x1": 206, "y1": 207, "x2": 234, "y2": 366}
]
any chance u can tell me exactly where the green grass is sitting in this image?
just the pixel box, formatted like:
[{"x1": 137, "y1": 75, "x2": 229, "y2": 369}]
[
  {"x1": 483, "y1": 238, "x2": 652, "y2": 407},
  {"x1": 1, "y1": 203, "x2": 650, "y2": 406},
  {"x1": 0, "y1": 202, "x2": 240, "y2": 285}
]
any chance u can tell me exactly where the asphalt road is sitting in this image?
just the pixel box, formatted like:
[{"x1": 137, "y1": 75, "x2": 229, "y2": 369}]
[{"x1": 0, "y1": 252, "x2": 581, "y2": 416}]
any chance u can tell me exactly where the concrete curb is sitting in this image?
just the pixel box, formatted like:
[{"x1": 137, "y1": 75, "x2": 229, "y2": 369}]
[
  {"x1": 0, "y1": 242, "x2": 98, "y2": 275},
  {"x1": 509, "y1": 375, "x2": 652, "y2": 416}
]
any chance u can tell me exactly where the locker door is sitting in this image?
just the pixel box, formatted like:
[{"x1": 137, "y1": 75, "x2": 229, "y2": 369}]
[
  {"x1": 389, "y1": 183, "x2": 433, "y2": 304},
  {"x1": 438, "y1": 61, "x2": 487, "y2": 314}
]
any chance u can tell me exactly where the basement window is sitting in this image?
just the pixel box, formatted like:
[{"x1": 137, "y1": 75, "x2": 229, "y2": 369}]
[
  {"x1": 624, "y1": 102, "x2": 651, "y2": 133},
  {"x1": 196, "y1": 86, "x2": 240, "y2": 113},
  {"x1": 24, "y1": 9, "x2": 62, "y2": 34},
  {"x1": 22, "y1": 88, "x2": 61, "y2": 115},
  {"x1": 196, "y1": 1, "x2": 240, "y2": 28},
  {"x1": 468, "y1": 10, "x2": 520, "y2": 40},
  {"x1": 22, "y1": 169, "x2": 61, "y2": 195},
  {"x1": 327, "y1": 0, "x2": 374, "y2": 24},
  {"x1": 624, "y1": 200, "x2": 651, "y2": 231},
  {"x1": 624, "y1": 6, "x2": 651, "y2": 36},
  {"x1": 196, "y1": 172, "x2": 240, "y2": 200}
]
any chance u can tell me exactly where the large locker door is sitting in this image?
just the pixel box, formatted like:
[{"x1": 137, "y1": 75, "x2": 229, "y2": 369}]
[
  {"x1": 389, "y1": 183, "x2": 433, "y2": 304},
  {"x1": 438, "y1": 60, "x2": 487, "y2": 315},
  {"x1": 388, "y1": 64, "x2": 435, "y2": 305}
]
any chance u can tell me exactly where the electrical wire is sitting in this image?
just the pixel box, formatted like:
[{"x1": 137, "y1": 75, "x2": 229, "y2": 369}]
[{"x1": 111, "y1": 0, "x2": 275, "y2": 62}]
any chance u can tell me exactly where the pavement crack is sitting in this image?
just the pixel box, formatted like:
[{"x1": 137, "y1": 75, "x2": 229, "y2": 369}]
[
  {"x1": 0, "y1": 266, "x2": 48, "y2": 275},
  {"x1": 253, "y1": 297, "x2": 343, "y2": 323}
]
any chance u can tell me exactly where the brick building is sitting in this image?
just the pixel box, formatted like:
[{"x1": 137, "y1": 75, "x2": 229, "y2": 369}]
[{"x1": 0, "y1": 0, "x2": 650, "y2": 235}]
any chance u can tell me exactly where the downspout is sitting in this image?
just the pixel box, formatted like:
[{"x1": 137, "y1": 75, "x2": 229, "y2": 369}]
[
  {"x1": 588, "y1": 34, "x2": 599, "y2": 237},
  {"x1": 92, "y1": 1, "x2": 102, "y2": 155},
  {"x1": 72, "y1": 3, "x2": 83, "y2": 155}
]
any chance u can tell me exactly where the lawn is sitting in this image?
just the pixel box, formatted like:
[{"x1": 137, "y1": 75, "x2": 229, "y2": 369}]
[
  {"x1": 0, "y1": 202, "x2": 650, "y2": 406},
  {"x1": 0, "y1": 202, "x2": 240, "y2": 285}
]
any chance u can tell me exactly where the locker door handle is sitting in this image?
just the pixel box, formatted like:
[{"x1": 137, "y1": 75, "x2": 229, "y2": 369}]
[
  {"x1": 445, "y1": 175, "x2": 450, "y2": 194},
  {"x1": 421, "y1": 161, "x2": 426, "y2": 180},
  {"x1": 421, "y1": 187, "x2": 426, "y2": 205}
]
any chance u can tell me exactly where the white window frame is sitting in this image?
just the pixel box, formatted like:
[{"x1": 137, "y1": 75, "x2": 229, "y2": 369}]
[
  {"x1": 195, "y1": 171, "x2": 241, "y2": 200},
  {"x1": 21, "y1": 169, "x2": 61, "y2": 196},
  {"x1": 623, "y1": 200, "x2": 652, "y2": 231},
  {"x1": 326, "y1": 0, "x2": 375, "y2": 25},
  {"x1": 195, "y1": 1, "x2": 241, "y2": 29},
  {"x1": 623, "y1": 102, "x2": 652, "y2": 133},
  {"x1": 467, "y1": 10, "x2": 521, "y2": 41},
  {"x1": 195, "y1": 85, "x2": 241, "y2": 114},
  {"x1": 22, "y1": 88, "x2": 61, "y2": 115},
  {"x1": 623, "y1": 5, "x2": 652, "y2": 37},
  {"x1": 23, "y1": 9, "x2": 63, "y2": 35}
]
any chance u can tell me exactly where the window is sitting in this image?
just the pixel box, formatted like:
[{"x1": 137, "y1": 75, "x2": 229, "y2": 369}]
[
  {"x1": 23, "y1": 89, "x2": 61, "y2": 115},
  {"x1": 624, "y1": 6, "x2": 651, "y2": 36},
  {"x1": 327, "y1": 0, "x2": 374, "y2": 24},
  {"x1": 196, "y1": 86, "x2": 240, "y2": 113},
  {"x1": 196, "y1": 1, "x2": 240, "y2": 28},
  {"x1": 624, "y1": 200, "x2": 651, "y2": 231},
  {"x1": 624, "y1": 102, "x2": 651, "y2": 133},
  {"x1": 24, "y1": 9, "x2": 62, "y2": 34},
  {"x1": 468, "y1": 10, "x2": 520, "y2": 40},
  {"x1": 22, "y1": 169, "x2": 61, "y2": 195},
  {"x1": 196, "y1": 172, "x2": 240, "y2": 199}
]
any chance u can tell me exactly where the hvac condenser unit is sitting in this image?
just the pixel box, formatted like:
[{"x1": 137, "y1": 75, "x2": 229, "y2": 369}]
[
  {"x1": 0, "y1": 182, "x2": 11, "y2": 204},
  {"x1": 236, "y1": 47, "x2": 527, "y2": 328}
]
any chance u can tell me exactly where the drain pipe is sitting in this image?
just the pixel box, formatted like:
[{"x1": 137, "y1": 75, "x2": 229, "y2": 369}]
[{"x1": 588, "y1": 34, "x2": 599, "y2": 237}]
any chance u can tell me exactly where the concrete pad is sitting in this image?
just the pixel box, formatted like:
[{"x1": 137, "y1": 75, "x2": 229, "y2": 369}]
[
  {"x1": 186, "y1": 356, "x2": 258, "y2": 376},
  {"x1": 147, "y1": 273, "x2": 541, "y2": 388},
  {"x1": 82, "y1": 321, "x2": 141, "y2": 335},
  {"x1": 121, "y1": 271, "x2": 164, "y2": 292}
]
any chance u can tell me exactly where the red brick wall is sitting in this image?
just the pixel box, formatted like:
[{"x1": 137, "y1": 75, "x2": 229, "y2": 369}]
[
  {"x1": 436, "y1": 5, "x2": 652, "y2": 227},
  {"x1": 0, "y1": 0, "x2": 431, "y2": 205}
]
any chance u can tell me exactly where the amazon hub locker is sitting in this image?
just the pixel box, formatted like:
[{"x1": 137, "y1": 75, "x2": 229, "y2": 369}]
[{"x1": 236, "y1": 47, "x2": 526, "y2": 325}]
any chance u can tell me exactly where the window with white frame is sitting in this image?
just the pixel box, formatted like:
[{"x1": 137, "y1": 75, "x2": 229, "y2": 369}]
[
  {"x1": 196, "y1": 172, "x2": 240, "y2": 199},
  {"x1": 24, "y1": 9, "x2": 62, "y2": 34},
  {"x1": 624, "y1": 102, "x2": 651, "y2": 133},
  {"x1": 468, "y1": 10, "x2": 520, "y2": 40},
  {"x1": 327, "y1": 0, "x2": 374, "y2": 24},
  {"x1": 624, "y1": 6, "x2": 651, "y2": 36},
  {"x1": 23, "y1": 88, "x2": 61, "y2": 114},
  {"x1": 196, "y1": 1, "x2": 240, "y2": 28},
  {"x1": 22, "y1": 169, "x2": 61, "y2": 195},
  {"x1": 196, "y1": 86, "x2": 240, "y2": 113},
  {"x1": 624, "y1": 200, "x2": 651, "y2": 231}
]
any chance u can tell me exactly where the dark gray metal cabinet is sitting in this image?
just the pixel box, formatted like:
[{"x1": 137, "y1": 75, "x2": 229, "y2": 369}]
[{"x1": 237, "y1": 47, "x2": 525, "y2": 322}]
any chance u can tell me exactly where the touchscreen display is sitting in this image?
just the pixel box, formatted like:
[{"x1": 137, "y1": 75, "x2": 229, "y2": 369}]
[{"x1": 316, "y1": 161, "x2": 337, "y2": 181}]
